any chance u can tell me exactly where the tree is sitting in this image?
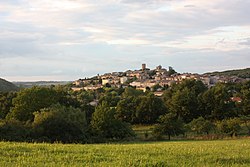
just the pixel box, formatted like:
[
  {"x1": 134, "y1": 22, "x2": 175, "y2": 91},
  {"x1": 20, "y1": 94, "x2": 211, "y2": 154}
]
[
  {"x1": 91, "y1": 102, "x2": 134, "y2": 139},
  {"x1": 7, "y1": 87, "x2": 60, "y2": 122},
  {"x1": 0, "y1": 119, "x2": 30, "y2": 141},
  {"x1": 98, "y1": 91, "x2": 121, "y2": 107},
  {"x1": 163, "y1": 79, "x2": 207, "y2": 123},
  {"x1": 189, "y1": 117, "x2": 214, "y2": 135},
  {"x1": 116, "y1": 87, "x2": 148, "y2": 124},
  {"x1": 122, "y1": 87, "x2": 144, "y2": 98},
  {"x1": 152, "y1": 113, "x2": 185, "y2": 140},
  {"x1": 152, "y1": 84, "x2": 162, "y2": 92},
  {"x1": 200, "y1": 83, "x2": 237, "y2": 120},
  {"x1": 54, "y1": 85, "x2": 80, "y2": 108},
  {"x1": 240, "y1": 81, "x2": 250, "y2": 116},
  {"x1": 167, "y1": 66, "x2": 177, "y2": 76},
  {"x1": 115, "y1": 96, "x2": 137, "y2": 123},
  {"x1": 32, "y1": 104, "x2": 88, "y2": 143},
  {"x1": 216, "y1": 118, "x2": 241, "y2": 137},
  {"x1": 0, "y1": 92, "x2": 16, "y2": 119},
  {"x1": 240, "y1": 115, "x2": 250, "y2": 136},
  {"x1": 135, "y1": 94, "x2": 167, "y2": 124}
]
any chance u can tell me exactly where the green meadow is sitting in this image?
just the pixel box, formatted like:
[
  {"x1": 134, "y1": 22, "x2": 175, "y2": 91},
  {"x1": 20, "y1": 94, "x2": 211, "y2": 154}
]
[{"x1": 0, "y1": 139, "x2": 249, "y2": 167}]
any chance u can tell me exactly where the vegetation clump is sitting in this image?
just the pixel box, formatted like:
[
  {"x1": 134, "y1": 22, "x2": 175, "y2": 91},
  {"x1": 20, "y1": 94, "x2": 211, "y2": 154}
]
[{"x1": 0, "y1": 80, "x2": 249, "y2": 143}]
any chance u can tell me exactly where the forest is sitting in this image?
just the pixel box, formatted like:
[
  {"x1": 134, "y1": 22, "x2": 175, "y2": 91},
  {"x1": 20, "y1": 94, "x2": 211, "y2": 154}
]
[{"x1": 0, "y1": 79, "x2": 249, "y2": 143}]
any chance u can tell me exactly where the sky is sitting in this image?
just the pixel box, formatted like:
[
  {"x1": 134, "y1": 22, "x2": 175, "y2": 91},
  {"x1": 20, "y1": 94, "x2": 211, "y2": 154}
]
[{"x1": 0, "y1": 0, "x2": 250, "y2": 81}]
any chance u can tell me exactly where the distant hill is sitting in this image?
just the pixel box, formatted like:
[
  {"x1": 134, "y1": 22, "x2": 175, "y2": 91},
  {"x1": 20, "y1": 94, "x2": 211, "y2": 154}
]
[
  {"x1": 205, "y1": 68, "x2": 250, "y2": 78},
  {"x1": 0, "y1": 78, "x2": 19, "y2": 92},
  {"x1": 13, "y1": 81, "x2": 71, "y2": 88}
]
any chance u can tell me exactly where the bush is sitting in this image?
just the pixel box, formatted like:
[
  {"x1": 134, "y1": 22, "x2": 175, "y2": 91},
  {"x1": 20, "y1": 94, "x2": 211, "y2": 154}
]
[
  {"x1": 189, "y1": 117, "x2": 215, "y2": 135},
  {"x1": 216, "y1": 118, "x2": 241, "y2": 137},
  {"x1": 32, "y1": 104, "x2": 89, "y2": 143},
  {"x1": 152, "y1": 113, "x2": 185, "y2": 140},
  {"x1": 0, "y1": 119, "x2": 30, "y2": 141},
  {"x1": 91, "y1": 102, "x2": 135, "y2": 140}
]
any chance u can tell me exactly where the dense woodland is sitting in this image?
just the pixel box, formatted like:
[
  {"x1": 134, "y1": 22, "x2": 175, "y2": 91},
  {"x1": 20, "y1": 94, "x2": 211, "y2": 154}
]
[
  {"x1": 205, "y1": 68, "x2": 250, "y2": 79},
  {"x1": 0, "y1": 79, "x2": 249, "y2": 143}
]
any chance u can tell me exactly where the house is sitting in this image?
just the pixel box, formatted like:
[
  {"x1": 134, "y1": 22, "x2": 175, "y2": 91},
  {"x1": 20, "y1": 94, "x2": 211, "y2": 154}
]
[
  {"x1": 71, "y1": 87, "x2": 84, "y2": 91},
  {"x1": 230, "y1": 97, "x2": 242, "y2": 103},
  {"x1": 154, "y1": 91, "x2": 164, "y2": 96},
  {"x1": 130, "y1": 81, "x2": 141, "y2": 87},
  {"x1": 84, "y1": 84, "x2": 102, "y2": 90},
  {"x1": 102, "y1": 79, "x2": 112, "y2": 85},
  {"x1": 120, "y1": 76, "x2": 128, "y2": 84}
]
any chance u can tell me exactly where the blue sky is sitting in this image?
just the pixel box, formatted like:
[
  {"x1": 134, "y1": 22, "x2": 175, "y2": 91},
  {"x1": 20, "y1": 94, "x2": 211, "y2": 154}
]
[{"x1": 0, "y1": 0, "x2": 250, "y2": 81}]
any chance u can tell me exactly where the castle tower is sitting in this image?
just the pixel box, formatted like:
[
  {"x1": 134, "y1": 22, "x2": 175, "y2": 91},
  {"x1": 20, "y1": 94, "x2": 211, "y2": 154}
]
[{"x1": 142, "y1": 63, "x2": 146, "y2": 71}]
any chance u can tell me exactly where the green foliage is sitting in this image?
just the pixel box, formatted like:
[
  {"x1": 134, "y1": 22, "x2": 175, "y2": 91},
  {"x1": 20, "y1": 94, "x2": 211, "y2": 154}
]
[
  {"x1": 240, "y1": 115, "x2": 250, "y2": 135},
  {"x1": 189, "y1": 117, "x2": 214, "y2": 135},
  {"x1": 167, "y1": 66, "x2": 177, "y2": 76},
  {"x1": 54, "y1": 85, "x2": 81, "y2": 108},
  {"x1": 153, "y1": 113, "x2": 185, "y2": 140},
  {"x1": 7, "y1": 86, "x2": 60, "y2": 122},
  {"x1": 151, "y1": 84, "x2": 162, "y2": 92},
  {"x1": 135, "y1": 94, "x2": 167, "y2": 124},
  {"x1": 32, "y1": 104, "x2": 88, "y2": 143},
  {"x1": 122, "y1": 87, "x2": 144, "y2": 98},
  {"x1": 98, "y1": 91, "x2": 121, "y2": 107},
  {"x1": 91, "y1": 102, "x2": 134, "y2": 139},
  {"x1": 201, "y1": 83, "x2": 237, "y2": 120},
  {"x1": 205, "y1": 68, "x2": 250, "y2": 78},
  {"x1": 75, "y1": 90, "x2": 95, "y2": 104},
  {"x1": 216, "y1": 118, "x2": 241, "y2": 137},
  {"x1": 0, "y1": 79, "x2": 249, "y2": 143},
  {"x1": 164, "y1": 79, "x2": 207, "y2": 123},
  {"x1": 116, "y1": 93, "x2": 167, "y2": 124},
  {"x1": 240, "y1": 81, "x2": 250, "y2": 116},
  {"x1": 0, "y1": 119, "x2": 30, "y2": 141},
  {"x1": 0, "y1": 92, "x2": 16, "y2": 119},
  {"x1": 116, "y1": 96, "x2": 137, "y2": 123}
]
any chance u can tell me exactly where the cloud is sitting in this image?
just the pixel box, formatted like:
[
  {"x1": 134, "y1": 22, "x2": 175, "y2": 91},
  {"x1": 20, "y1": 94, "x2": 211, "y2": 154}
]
[
  {"x1": 240, "y1": 38, "x2": 250, "y2": 46},
  {"x1": 0, "y1": 0, "x2": 250, "y2": 81}
]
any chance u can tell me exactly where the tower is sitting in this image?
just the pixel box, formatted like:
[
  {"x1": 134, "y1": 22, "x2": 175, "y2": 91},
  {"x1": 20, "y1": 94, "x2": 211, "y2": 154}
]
[{"x1": 142, "y1": 63, "x2": 146, "y2": 71}]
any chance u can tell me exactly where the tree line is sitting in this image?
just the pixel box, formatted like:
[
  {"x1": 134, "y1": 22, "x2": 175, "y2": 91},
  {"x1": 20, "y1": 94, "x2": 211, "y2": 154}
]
[{"x1": 0, "y1": 79, "x2": 249, "y2": 142}]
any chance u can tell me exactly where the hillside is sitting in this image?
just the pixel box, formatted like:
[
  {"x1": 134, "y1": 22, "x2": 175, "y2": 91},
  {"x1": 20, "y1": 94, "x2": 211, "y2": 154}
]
[
  {"x1": 205, "y1": 68, "x2": 250, "y2": 78},
  {"x1": 0, "y1": 78, "x2": 19, "y2": 92}
]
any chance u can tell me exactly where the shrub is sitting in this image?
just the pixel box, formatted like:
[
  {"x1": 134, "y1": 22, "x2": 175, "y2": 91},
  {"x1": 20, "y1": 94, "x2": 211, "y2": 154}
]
[
  {"x1": 91, "y1": 102, "x2": 135, "y2": 140},
  {"x1": 32, "y1": 104, "x2": 89, "y2": 143},
  {"x1": 189, "y1": 117, "x2": 215, "y2": 135},
  {"x1": 216, "y1": 118, "x2": 241, "y2": 137},
  {"x1": 152, "y1": 113, "x2": 185, "y2": 140}
]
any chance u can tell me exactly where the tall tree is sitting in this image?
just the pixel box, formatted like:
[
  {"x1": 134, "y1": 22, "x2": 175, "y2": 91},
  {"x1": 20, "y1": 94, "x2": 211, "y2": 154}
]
[
  {"x1": 200, "y1": 83, "x2": 236, "y2": 120},
  {"x1": 189, "y1": 117, "x2": 214, "y2": 135},
  {"x1": 7, "y1": 87, "x2": 60, "y2": 122},
  {"x1": 164, "y1": 79, "x2": 207, "y2": 123},
  {"x1": 240, "y1": 81, "x2": 250, "y2": 116},
  {"x1": 135, "y1": 94, "x2": 167, "y2": 124},
  {"x1": 33, "y1": 104, "x2": 88, "y2": 143},
  {"x1": 0, "y1": 92, "x2": 16, "y2": 119},
  {"x1": 91, "y1": 102, "x2": 134, "y2": 139},
  {"x1": 153, "y1": 113, "x2": 185, "y2": 140},
  {"x1": 116, "y1": 96, "x2": 138, "y2": 123}
]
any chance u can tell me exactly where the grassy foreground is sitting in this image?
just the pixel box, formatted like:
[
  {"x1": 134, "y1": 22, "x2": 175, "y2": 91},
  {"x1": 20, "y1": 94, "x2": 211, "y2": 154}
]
[{"x1": 0, "y1": 139, "x2": 249, "y2": 167}]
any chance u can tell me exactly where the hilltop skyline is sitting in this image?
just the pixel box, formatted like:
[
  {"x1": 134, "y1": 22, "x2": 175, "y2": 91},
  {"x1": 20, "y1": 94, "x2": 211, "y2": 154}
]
[{"x1": 0, "y1": 0, "x2": 250, "y2": 81}]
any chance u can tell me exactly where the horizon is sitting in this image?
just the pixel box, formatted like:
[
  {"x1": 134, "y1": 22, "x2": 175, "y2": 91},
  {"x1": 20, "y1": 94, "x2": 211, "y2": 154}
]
[
  {"x1": 3, "y1": 66, "x2": 249, "y2": 82},
  {"x1": 1, "y1": 0, "x2": 250, "y2": 82}
]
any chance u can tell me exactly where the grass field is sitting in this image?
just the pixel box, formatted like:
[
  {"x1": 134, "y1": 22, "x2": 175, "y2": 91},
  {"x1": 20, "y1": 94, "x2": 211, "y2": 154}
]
[{"x1": 0, "y1": 139, "x2": 249, "y2": 166}]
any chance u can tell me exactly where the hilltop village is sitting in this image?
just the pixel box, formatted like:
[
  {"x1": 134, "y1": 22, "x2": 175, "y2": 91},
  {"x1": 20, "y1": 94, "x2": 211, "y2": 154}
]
[{"x1": 72, "y1": 64, "x2": 248, "y2": 96}]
